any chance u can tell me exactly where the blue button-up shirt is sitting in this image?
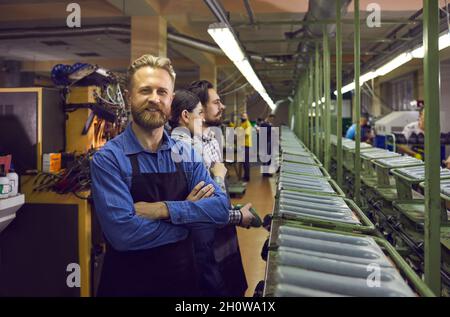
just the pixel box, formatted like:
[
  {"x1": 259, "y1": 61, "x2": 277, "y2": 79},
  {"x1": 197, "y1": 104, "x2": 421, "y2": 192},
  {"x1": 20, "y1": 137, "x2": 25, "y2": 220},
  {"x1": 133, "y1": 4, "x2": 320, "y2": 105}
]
[{"x1": 90, "y1": 124, "x2": 230, "y2": 251}]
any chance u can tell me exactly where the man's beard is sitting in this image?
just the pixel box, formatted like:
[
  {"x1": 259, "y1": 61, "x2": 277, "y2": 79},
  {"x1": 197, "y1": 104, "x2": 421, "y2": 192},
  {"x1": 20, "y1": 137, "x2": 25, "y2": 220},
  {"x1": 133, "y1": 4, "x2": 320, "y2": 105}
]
[
  {"x1": 205, "y1": 112, "x2": 223, "y2": 127},
  {"x1": 131, "y1": 103, "x2": 168, "y2": 130}
]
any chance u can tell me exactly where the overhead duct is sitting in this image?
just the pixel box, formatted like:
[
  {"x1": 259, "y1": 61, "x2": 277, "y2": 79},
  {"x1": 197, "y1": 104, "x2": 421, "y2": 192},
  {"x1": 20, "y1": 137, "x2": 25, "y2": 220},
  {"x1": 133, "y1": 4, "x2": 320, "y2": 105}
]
[
  {"x1": 291, "y1": 0, "x2": 351, "y2": 86},
  {"x1": 304, "y1": 0, "x2": 352, "y2": 37}
]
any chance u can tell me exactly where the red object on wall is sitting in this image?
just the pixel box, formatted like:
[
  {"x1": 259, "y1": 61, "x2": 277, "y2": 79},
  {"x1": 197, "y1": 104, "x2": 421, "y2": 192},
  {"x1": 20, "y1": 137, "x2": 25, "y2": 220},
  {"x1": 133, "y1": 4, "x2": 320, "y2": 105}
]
[{"x1": 0, "y1": 155, "x2": 12, "y2": 173}]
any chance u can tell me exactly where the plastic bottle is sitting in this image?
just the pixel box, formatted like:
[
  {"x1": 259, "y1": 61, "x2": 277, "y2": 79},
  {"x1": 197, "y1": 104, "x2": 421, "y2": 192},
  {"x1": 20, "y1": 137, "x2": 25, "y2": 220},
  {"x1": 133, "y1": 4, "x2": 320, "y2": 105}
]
[
  {"x1": 0, "y1": 165, "x2": 11, "y2": 199},
  {"x1": 7, "y1": 168, "x2": 18, "y2": 197}
]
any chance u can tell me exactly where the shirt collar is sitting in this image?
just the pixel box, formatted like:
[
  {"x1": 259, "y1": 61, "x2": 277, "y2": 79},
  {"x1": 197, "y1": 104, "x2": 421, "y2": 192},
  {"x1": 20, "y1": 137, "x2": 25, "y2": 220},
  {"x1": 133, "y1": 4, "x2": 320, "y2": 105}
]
[
  {"x1": 171, "y1": 127, "x2": 192, "y2": 141},
  {"x1": 123, "y1": 123, "x2": 174, "y2": 155},
  {"x1": 202, "y1": 128, "x2": 216, "y2": 142}
]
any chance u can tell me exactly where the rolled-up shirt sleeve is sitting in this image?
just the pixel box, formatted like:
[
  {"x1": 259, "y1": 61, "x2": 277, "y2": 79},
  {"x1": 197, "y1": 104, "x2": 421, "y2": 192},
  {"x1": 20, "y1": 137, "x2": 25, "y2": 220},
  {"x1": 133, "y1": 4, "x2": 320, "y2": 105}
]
[
  {"x1": 90, "y1": 150, "x2": 188, "y2": 251},
  {"x1": 165, "y1": 149, "x2": 230, "y2": 226}
]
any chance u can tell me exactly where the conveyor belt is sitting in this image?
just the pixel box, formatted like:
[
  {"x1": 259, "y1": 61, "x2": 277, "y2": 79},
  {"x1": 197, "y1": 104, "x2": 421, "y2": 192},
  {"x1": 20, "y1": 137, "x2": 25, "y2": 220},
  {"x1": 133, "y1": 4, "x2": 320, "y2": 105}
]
[
  {"x1": 361, "y1": 150, "x2": 401, "y2": 160},
  {"x1": 342, "y1": 142, "x2": 373, "y2": 150},
  {"x1": 374, "y1": 156, "x2": 424, "y2": 168},
  {"x1": 280, "y1": 162, "x2": 324, "y2": 177},
  {"x1": 394, "y1": 166, "x2": 450, "y2": 181},
  {"x1": 282, "y1": 153, "x2": 317, "y2": 165},
  {"x1": 271, "y1": 226, "x2": 416, "y2": 297},
  {"x1": 278, "y1": 174, "x2": 336, "y2": 194},
  {"x1": 279, "y1": 190, "x2": 360, "y2": 224}
]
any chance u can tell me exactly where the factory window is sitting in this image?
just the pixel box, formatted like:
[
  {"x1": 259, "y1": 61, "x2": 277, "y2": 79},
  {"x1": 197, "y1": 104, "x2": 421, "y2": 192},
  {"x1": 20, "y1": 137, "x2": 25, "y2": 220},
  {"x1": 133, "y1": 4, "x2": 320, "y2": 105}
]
[{"x1": 382, "y1": 73, "x2": 415, "y2": 111}]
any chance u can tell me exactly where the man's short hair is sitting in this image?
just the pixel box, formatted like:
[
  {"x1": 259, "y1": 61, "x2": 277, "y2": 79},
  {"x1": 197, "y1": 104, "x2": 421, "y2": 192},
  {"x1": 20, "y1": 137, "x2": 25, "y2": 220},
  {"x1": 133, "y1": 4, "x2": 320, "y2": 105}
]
[
  {"x1": 127, "y1": 54, "x2": 176, "y2": 88},
  {"x1": 187, "y1": 80, "x2": 213, "y2": 106}
]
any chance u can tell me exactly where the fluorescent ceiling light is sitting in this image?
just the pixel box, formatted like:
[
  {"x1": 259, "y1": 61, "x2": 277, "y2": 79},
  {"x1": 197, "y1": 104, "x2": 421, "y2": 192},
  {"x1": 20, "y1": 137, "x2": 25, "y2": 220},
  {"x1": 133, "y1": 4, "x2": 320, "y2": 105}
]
[
  {"x1": 207, "y1": 23, "x2": 245, "y2": 63},
  {"x1": 335, "y1": 32, "x2": 450, "y2": 95},
  {"x1": 375, "y1": 52, "x2": 412, "y2": 76},
  {"x1": 208, "y1": 23, "x2": 276, "y2": 110},
  {"x1": 360, "y1": 71, "x2": 377, "y2": 83},
  {"x1": 411, "y1": 32, "x2": 450, "y2": 58}
]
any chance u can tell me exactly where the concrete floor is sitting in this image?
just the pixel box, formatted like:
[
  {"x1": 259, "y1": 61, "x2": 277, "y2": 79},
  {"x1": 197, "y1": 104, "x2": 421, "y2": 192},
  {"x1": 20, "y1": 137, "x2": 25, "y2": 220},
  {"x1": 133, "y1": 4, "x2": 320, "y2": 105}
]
[{"x1": 230, "y1": 166, "x2": 275, "y2": 297}]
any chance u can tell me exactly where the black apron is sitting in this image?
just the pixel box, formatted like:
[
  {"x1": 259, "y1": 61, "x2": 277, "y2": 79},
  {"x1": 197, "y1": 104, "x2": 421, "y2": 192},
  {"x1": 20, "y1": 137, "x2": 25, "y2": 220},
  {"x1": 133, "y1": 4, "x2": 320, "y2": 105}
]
[
  {"x1": 211, "y1": 178, "x2": 248, "y2": 296},
  {"x1": 97, "y1": 153, "x2": 199, "y2": 297}
]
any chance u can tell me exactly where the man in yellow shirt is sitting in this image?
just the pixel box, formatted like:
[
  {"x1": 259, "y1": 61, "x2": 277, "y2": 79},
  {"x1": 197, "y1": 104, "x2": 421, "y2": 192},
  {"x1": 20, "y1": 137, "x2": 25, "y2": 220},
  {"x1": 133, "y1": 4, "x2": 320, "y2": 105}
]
[{"x1": 240, "y1": 112, "x2": 252, "y2": 181}]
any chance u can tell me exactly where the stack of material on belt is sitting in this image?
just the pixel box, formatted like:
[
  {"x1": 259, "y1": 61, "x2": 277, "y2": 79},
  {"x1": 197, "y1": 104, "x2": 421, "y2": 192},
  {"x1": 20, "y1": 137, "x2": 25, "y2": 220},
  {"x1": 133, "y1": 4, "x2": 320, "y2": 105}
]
[
  {"x1": 394, "y1": 166, "x2": 450, "y2": 181},
  {"x1": 278, "y1": 174, "x2": 337, "y2": 194},
  {"x1": 375, "y1": 156, "x2": 424, "y2": 168},
  {"x1": 281, "y1": 153, "x2": 318, "y2": 166},
  {"x1": 342, "y1": 141, "x2": 373, "y2": 151},
  {"x1": 263, "y1": 127, "x2": 433, "y2": 297},
  {"x1": 280, "y1": 162, "x2": 325, "y2": 178},
  {"x1": 361, "y1": 149, "x2": 401, "y2": 160},
  {"x1": 278, "y1": 190, "x2": 360, "y2": 224},
  {"x1": 271, "y1": 226, "x2": 415, "y2": 297}
]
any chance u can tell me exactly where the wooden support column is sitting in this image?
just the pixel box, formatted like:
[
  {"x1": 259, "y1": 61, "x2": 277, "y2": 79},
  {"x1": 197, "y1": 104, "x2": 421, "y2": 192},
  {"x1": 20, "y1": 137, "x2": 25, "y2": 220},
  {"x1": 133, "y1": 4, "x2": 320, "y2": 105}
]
[
  {"x1": 131, "y1": 16, "x2": 167, "y2": 61},
  {"x1": 200, "y1": 64, "x2": 217, "y2": 89}
]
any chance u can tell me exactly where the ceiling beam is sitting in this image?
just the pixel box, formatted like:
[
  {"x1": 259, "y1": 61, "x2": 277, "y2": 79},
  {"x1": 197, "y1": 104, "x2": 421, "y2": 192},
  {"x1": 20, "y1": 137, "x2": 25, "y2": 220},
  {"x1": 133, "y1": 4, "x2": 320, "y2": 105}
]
[{"x1": 0, "y1": 1, "x2": 123, "y2": 22}]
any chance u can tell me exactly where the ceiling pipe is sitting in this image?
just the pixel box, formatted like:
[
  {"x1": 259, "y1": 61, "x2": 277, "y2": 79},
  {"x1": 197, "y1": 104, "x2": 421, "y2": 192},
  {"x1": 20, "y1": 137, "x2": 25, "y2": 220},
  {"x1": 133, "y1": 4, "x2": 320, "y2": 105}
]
[
  {"x1": 0, "y1": 24, "x2": 282, "y2": 63},
  {"x1": 243, "y1": 0, "x2": 256, "y2": 25},
  {"x1": 203, "y1": 0, "x2": 229, "y2": 24}
]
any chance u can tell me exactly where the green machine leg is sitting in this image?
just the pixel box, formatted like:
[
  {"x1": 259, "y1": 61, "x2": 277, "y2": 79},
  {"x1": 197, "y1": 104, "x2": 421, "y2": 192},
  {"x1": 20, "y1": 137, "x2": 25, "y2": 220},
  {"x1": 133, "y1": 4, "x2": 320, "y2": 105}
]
[
  {"x1": 423, "y1": 0, "x2": 441, "y2": 295},
  {"x1": 353, "y1": 0, "x2": 362, "y2": 205},
  {"x1": 323, "y1": 31, "x2": 331, "y2": 172},
  {"x1": 336, "y1": 0, "x2": 343, "y2": 187}
]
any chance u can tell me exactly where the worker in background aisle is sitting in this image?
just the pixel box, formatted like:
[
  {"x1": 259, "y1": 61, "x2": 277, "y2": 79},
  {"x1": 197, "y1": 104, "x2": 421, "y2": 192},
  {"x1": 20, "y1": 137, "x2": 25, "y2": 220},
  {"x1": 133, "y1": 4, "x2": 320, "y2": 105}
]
[
  {"x1": 345, "y1": 112, "x2": 373, "y2": 143},
  {"x1": 239, "y1": 112, "x2": 253, "y2": 182},
  {"x1": 169, "y1": 89, "x2": 258, "y2": 296},
  {"x1": 399, "y1": 106, "x2": 425, "y2": 159},
  {"x1": 90, "y1": 54, "x2": 229, "y2": 296},
  {"x1": 187, "y1": 80, "x2": 251, "y2": 296},
  {"x1": 399, "y1": 105, "x2": 450, "y2": 165}
]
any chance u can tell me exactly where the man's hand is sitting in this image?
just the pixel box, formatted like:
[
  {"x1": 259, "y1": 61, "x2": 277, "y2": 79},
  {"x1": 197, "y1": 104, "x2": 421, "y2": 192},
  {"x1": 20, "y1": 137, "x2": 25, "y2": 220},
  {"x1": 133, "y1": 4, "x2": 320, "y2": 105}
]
[
  {"x1": 134, "y1": 202, "x2": 169, "y2": 220},
  {"x1": 444, "y1": 156, "x2": 450, "y2": 169},
  {"x1": 210, "y1": 162, "x2": 227, "y2": 179},
  {"x1": 239, "y1": 203, "x2": 254, "y2": 228},
  {"x1": 186, "y1": 181, "x2": 215, "y2": 202}
]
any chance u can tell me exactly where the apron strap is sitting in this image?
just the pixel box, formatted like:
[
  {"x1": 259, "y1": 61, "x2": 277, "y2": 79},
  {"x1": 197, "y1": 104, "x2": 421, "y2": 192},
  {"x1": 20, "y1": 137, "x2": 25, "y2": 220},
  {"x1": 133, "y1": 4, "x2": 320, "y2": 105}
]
[
  {"x1": 130, "y1": 154, "x2": 184, "y2": 176},
  {"x1": 174, "y1": 161, "x2": 184, "y2": 173},
  {"x1": 129, "y1": 154, "x2": 141, "y2": 177}
]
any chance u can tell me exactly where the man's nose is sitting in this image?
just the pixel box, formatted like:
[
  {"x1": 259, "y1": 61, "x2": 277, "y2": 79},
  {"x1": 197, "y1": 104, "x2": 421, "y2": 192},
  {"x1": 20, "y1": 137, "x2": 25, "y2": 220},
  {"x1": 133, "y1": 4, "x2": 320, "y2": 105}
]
[
  {"x1": 220, "y1": 102, "x2": 226, "y2": 111},
  {"x1": 148, "y1": 91, "x2": 160, "y2": 103}
]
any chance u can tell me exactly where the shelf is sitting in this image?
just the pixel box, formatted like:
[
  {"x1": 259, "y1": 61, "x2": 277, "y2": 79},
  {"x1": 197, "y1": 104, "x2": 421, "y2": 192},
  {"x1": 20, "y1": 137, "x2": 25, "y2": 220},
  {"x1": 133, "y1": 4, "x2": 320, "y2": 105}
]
[{"x1": 0, "y1": 194, "x2": 25, "y2": 233}]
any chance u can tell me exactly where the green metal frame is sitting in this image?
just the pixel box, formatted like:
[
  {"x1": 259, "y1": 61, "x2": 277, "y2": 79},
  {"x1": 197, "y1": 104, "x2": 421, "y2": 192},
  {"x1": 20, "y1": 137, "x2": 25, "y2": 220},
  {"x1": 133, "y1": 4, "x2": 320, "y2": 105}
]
[
  {"x1": 354, "y1": 0, "x2": 362, "y2": 205},
  {"x1": 309, "y1": 60, "x2": 314, "y2": 151},
  {"x1": 315, "y1": 43, "x2": 320, "y2": 158},
  {"x1": 372, "y1": 159, "x2": 424, "y2": 188},
  {"x1": 423, "y1": 0, "x2": 441, "y2": 294},
  {"x1": 336, "y1": 0, "x2": 343, "y2": 188},
  {"x1": 323, "y1": 30, "x2": 331, "y2": 172}
]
